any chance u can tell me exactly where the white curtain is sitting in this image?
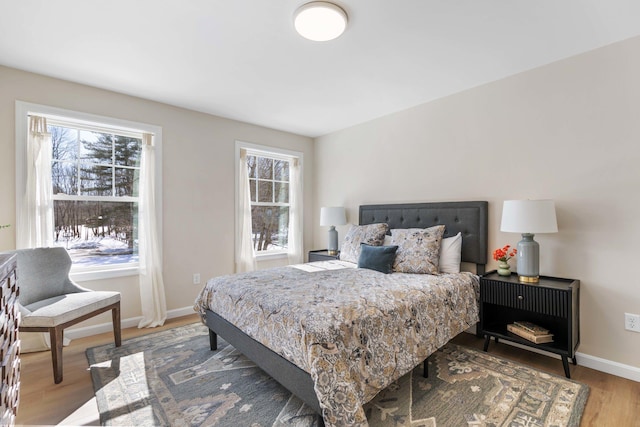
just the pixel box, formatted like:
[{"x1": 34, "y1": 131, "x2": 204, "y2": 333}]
[
  {"x1": 288, "y1": 157, "x2": 303, "y2": 264},
  {"x1": 18, "y1": 115, "x2": 59, "y2": 352},
  {"x1": 138, "y1": 133, "x2": 167, "y2": 328},
  {"x1": 236, "y1": 148, "x2": 257, "y2": 273},
  {"x1": 17, "y1": 115, "x2": 54, "y2": 249}
]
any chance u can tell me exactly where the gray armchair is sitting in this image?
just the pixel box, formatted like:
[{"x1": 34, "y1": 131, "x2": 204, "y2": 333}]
[{"x1": 14, "y1": 247, "x2": 121, "y2": 383}]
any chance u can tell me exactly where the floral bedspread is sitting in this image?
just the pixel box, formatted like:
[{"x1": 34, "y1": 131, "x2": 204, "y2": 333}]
[{"x1": 194, "y1": 264, "x2": 479, "y2": 427}]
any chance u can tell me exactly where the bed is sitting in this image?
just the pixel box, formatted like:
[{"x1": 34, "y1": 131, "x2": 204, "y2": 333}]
[{"x1": 195, "y1": 201, "x2": 488, "y2": 426}]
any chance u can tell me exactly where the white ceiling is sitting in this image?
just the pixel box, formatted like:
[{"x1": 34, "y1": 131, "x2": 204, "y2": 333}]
[{"x1": 1, "y1": 1, "x2": 639, "y2": 138}]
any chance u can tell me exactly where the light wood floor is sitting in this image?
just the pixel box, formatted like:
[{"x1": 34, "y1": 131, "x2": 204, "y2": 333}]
[{"x1": 15, "y1": 315, "x2": 640, "y2": 426}]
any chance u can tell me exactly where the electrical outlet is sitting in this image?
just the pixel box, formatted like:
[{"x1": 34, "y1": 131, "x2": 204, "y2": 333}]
[
  {"x1": 624, "y1": 313, "x2": 640, "y2": 332},
  {"x1": 193, "y1": 273, "x2": 201, "y2": 285}
]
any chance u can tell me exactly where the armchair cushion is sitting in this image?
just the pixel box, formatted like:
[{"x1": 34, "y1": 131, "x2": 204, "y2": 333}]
[
  {"x1": 21, "y1": 291, "x2": 120, "y2": 328},
  {"x1": 15, "y1": 247, "x2": 87, "y2": 306}
]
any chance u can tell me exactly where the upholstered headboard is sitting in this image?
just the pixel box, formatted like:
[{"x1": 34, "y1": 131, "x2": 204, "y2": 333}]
[{"x1": 359, "y1": 201, "x2": 488, "y2": 274}]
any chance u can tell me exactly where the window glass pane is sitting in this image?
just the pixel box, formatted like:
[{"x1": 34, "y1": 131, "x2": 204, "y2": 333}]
[
  {"x1": 244, "y1": 151, "x2": 296, "y2": 253},
  {"x1": 53, "y1": 200, "x2": 138, "y2": 266},
  {"x1": 115, "y1": 167, "x2": 139, "y2": 197},
  {"x1": 114, "y1": 136, "x2": 142, "y2": 167},
  {"x1": 50, "y1": 126, "x2": 78, "y2": 162},
  {"x1": 52, "y1": 160, "x2": 78, "y2": 195},
  {"x1": 249, "y1": 179, "x2": 256, "y2": 202},
  {"x1": 247, "y1": 155, "x2": 257, "y2": 178},
  {"x1": 258, "y1": 181, "x2": 273, "y2": 203},
  {"x1": 257, "y1": 157, "x2": 273, "y2": 179},
  {"x1": 251, "y1": 206, "x2": 289, "y2": 251},
  {"x1": 274, "y1": 160, "x2": 289, "y2": 181},
  {"x1": 81, "y1": 165, "x2": 113, "y2": 196},
  {"x1": 81, "y1": 131, "x2": 113, "y2": 165},
  {"x1": 274, "y1": 182, "x2": 289, "y2": 203}
]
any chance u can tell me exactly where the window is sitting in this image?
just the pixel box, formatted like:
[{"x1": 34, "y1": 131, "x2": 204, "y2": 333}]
[
  {"x1": 236, "y1": 141, "x2": 303, "y2": 262},
  {"x1": 247, "y1": 153, "x2": 291, "y2": 252},
  {"x1": 16, "y1": 102, "x2": 162, "y2": 280},
  {"x1": 49, "y1": 122, "x2": 141, "y2": 268}
]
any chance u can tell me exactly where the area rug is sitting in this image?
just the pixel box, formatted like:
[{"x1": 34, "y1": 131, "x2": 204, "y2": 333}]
[{"x1": 86, "y1": 323, "x2": 589, "y2": 426}]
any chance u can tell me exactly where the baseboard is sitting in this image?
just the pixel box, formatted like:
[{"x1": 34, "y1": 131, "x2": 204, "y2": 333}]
[
  {"x1": 576, "y1": 351, "x2": 640, "y2": 383},
  {"x1": 471, "y1": 332, "x2": 640, "y2": 383},
  {"x1": 65, "y1": 306, "x2": 198, "y2": 340}
]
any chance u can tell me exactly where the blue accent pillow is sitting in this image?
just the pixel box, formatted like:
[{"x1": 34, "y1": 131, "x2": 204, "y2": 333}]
[{"x1": 358, "y1": 243, "x2": 399, "y2": 274}]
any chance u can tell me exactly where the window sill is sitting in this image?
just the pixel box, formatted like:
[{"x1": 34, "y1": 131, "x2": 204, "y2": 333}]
[
  {"x1": 255, "y1": 251, "x2": 289, "y2": 261},
  {"x1": 70, "y1": 265, "x2": 139, "y2": 282}
]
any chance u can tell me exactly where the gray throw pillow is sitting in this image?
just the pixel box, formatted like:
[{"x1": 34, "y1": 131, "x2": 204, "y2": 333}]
[{"x1": 358, "y1": 244, "x2": 398, "y2": 274}]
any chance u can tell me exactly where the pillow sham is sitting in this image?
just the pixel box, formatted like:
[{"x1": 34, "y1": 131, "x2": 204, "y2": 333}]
[
  {"x1": 389, "y1": 225, "x2": 445, "y2": 274},
  {"x1": 439, "y1": 232, "x2": 462, "y2": 274},
  {"x1": 385, "y1": 229, "x2": 462, "y2": 273},
  {"x1": 358, "y1": 244, "x2": 399, "y2": 274},
  {"x1": 340, "y1": 223, "x2": 389, "y2": 264}
]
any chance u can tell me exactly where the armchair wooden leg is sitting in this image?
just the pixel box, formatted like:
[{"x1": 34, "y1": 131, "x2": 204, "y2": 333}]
[
  {"x1": 112, "y1": 302, "x2": 122, "y2": 347},
  {"x1": 50, "y1": 326, "x2": 64, "y2": 384}
]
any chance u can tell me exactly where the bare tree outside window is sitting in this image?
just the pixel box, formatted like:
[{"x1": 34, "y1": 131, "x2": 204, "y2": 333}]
[{"x1": 50, "y1": 123, "x2": 141, "y2": 267}]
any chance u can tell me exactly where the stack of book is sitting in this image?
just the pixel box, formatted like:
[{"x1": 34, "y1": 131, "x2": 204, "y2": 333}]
[{"x1": 507, "y1": 321, "x2": 554, "y2": 344}]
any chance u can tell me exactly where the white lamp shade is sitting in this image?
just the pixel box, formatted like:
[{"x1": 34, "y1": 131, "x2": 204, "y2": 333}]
[
  {"x1": 500, "y1": 200, "x2": 558, "y2": 234},
  {"x1": 294, "y1": 2, "x2": 348, "y2": 41},
  {"x1": 320, "y1": 206, "x2": 346, "y2": 226}
]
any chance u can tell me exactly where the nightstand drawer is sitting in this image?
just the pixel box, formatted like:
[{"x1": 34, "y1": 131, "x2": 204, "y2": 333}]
[{"x1": 481, "y1": 279, "x2": 570, "y2": 318}]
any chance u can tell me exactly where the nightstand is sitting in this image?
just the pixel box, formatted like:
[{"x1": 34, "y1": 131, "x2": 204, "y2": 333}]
[
  {"x1": 479, "y1": 271, "x2": 580, "y2": 378},
  {"x1": 308, "y1": 249, "x2": 340, "y2": 262}
]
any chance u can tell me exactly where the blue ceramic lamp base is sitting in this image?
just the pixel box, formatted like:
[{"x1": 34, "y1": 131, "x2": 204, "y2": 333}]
[
  {"x1": 327, "y1": 226, "x2": 339, "y2": 255},
  {"x1": 516, "y1": 233, "x2": 540, "y2": 283}
]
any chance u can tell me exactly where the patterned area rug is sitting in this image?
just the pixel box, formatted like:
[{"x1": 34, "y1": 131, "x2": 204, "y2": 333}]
[{"x1": 86, "y1": 323, "x2": 589, "y2": 426}]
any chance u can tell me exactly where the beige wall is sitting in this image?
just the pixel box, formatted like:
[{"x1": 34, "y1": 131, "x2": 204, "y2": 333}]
[
  {"x1": 314, "y1": 36, "x2": 640, "y2": 368},
  {"x1": 0, "y1": 65, "x2": 314, "y2": 326}
]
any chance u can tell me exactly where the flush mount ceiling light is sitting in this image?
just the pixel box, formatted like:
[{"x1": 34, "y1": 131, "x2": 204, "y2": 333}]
[{"x1": 294, "y1": 2, "x2": 348, "y2": 41}]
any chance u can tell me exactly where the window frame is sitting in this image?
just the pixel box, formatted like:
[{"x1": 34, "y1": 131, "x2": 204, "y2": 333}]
[
  {"x1": 15, "y1": 101, "x2": 163, "y2": 282},
  {"x1": 235, "y1": 141, "x2": 303, "y2": 260}
]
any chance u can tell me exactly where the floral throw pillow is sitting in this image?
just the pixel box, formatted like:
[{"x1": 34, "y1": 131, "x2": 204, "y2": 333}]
[
  {"x1": 340, "y1": 223, "x2": 389, "y2": 264},
  {"x1": 390, "y1": 225, "x2": 446, "y2": 274}
]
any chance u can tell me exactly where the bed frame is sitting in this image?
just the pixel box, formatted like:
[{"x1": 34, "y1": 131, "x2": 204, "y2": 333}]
[{"x1": 205, "y1": 200, "x2": 488, "y2": 415}]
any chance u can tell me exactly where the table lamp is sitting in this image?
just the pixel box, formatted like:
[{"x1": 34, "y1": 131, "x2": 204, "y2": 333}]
[
  {"x1": 320, "y1": 207, "x2": 346, "y2": 255},
  {"x1": 500, "y1": 200, "x2": 558, "y2": 283}
]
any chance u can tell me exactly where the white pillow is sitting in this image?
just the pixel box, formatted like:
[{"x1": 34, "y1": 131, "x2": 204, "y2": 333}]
[{"x1": 439, "y1": 232, "x2": 462, "y2": 273}]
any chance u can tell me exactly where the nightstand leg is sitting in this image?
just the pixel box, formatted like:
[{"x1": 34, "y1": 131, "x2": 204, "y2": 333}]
[
  {"x1": 423, "y1": 357, "x2": 429, "y2": 378},
  {"x1": 572, "y1": 356, "x2": 577, "y2": 365},
  {"x1": 483, "y1": 335, "x2": 491, "y2": 352},
  {"x1": 562, "y1": 355, "x2": 571, "y2": 378}
]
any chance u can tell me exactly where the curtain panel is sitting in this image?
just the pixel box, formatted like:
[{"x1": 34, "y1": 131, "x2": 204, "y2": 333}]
[
  {"x1": 236, "y1": 148, "x2": 258, "y2": 273},
  {"x1": 17, "y1": 115, "x2": 54, "y2": 249},
  {"x1": 288, "y1": 157, "x2": 303, "y2": 264},
  {"x1": 138, "y1": 133, "x2": 167, "y2": 328}
]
